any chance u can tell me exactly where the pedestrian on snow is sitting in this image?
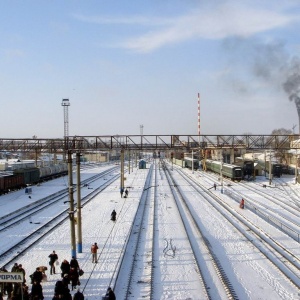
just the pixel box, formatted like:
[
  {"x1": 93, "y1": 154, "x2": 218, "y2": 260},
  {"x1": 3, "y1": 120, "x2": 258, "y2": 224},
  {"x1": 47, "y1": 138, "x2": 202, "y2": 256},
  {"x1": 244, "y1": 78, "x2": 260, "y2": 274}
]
[
  {"x1": 11, "y1": 263, "x2": 19, "y2": 273},
  {"x1": 60, "y1": 259, "x2": 70, "y2": 278},
  {"x1": 0, "y1": 267, "x2": 8, "y2": 296},
  {"x1": 111, "y1": 210, "x2": 117, "y2": 222},
  {"x1": 62, "y1": 274, "x2": 70, "y2": 288},
  {"x1": 70, "y1": 257, "x2": 79, "y2": 271},
  {"x1": 17, "y1": 264, "x2": 26, "y2": 283},
  {"x1": 73, "y1": 289, "x2": 84, "y2": 300},
  {"x1": 54, "y1": 280, "x2": 66, "y2": 296},
  {"x1": 48, "y1": 251, "x2": 58, "y2": 275},
  {"x1": 30, "y1": 268, "x2": 43, "y2": 284},
  {"x1": 63, "y1": 289, "x2": 72, "y2": 300},
  {"x1": 105, "y1": 287, "x2": 116, "y2": 300},
  {"x1": 12, "y1": 282, "x2": 23, "y2": 299},
  {"x1": 120, "y1": 187, "x2": 124, "y2": 198},
  {"x1": 240, "y1": 199, "x2": 245, "y2": 209},
  {"x1": 31, "y1": 281, "x2": 44, "y2": 300},
  {"x1": 213, "y1": 183, "x2": 217, "y2": 190},
  {"x1": 69, "y1": 268, "x2": 79, "y2": 291},
  {"x1": 0, "y1": 266, "x2": 12, "y2": 299},
  {"x1": 91, "y1": 243, "x2": 99, "y2": 263},
  {"x1": 124, "y1": 188, "x2": 128, "y2": 198}
]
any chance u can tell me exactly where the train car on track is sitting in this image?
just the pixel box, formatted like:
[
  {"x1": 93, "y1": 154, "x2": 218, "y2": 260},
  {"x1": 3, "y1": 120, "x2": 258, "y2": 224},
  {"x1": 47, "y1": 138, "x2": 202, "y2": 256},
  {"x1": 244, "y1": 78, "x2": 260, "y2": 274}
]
[
  {"x1": 258, "y1": 160, "x2": 283, "y2": 178},
  {"x1": 0, "y1": 163, "x2": 68, "y2": 195},
  {"x1": 39, "y1": 163, "x2": 68, "y2": 181},
  {"x1": 184, "y1": 157, "x2": 199, "y2": 170},
  {"x1": 205, "y1": 159, "x2": 243, "y2": 181},
  {"x1": 0, "y1": 172, "x2": 25, "y2": 194}
]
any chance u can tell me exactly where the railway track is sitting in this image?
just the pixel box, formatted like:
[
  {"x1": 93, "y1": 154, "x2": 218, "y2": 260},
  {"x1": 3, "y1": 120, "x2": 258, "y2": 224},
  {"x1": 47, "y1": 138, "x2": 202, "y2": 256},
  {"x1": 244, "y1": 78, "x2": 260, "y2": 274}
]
[
  {"x1": 175, "y1": 167, "x2": 300, "y2": 292},
  {"x1": 0, "y1": 167, "x2": 120, "y2": 267}
]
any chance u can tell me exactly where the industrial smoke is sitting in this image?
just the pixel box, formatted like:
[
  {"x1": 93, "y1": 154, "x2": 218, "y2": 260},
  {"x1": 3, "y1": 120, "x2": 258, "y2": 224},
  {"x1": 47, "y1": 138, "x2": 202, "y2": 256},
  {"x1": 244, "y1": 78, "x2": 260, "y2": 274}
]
[{"x1": 283, "y1": 58, "x2": 300, "y2": 134}]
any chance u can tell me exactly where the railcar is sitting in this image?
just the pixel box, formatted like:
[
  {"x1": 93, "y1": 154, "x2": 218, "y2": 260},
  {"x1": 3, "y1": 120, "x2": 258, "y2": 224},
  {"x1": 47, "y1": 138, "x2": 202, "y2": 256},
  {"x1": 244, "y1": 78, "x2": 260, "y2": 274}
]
[
  {"x1": 0, "y1": 163, "x2": 68, "y2": 195},
  {"x1": 39, "y1": 163, "x2": 68, "y2": 181},
  {"x1": 272, "y1": 164, "x2": 282, "y2": 177},
  {"x1": 0, "y1": 173, "x2": 25, "y2": 194},
  {"x1": 243, "y1": 160, "x2": 254, "y2": 177},
  {"x1": 184, "y1": 157, "x2": 199, "y2": 170},
  {"x1": 14, "y1": 168, "x2": 40, "y2": 185},
  {"x1": 204, "y1": 159, "x2": 243, "y2": 181},
  {"x1": 261, "y1": 161, "x2": 283, "y2": 178}
]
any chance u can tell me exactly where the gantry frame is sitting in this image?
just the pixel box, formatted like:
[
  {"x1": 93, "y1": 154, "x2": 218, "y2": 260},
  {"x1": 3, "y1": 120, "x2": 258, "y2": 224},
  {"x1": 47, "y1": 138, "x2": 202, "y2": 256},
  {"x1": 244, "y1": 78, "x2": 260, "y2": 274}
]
[{"x1": 0, "y1": 134, "x2": 299, "y2": 152}]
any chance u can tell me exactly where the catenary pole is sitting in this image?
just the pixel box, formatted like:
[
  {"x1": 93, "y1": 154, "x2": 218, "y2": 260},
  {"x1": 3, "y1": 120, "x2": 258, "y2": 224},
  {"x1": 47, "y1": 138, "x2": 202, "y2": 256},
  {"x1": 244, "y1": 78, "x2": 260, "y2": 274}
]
[
  {"x1": 68, "y1": 150, "x2": 76, "y2": 258},
  {"x1": 76, "y1": 152, "x2": 82, "y2": 253}
]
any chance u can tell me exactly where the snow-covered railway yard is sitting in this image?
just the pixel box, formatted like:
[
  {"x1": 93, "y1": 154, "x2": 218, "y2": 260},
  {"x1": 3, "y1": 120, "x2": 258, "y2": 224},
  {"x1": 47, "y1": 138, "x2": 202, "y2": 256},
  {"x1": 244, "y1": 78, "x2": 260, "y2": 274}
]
[{"x1": 0, "y1": 160, "x2": 299, "y2": 300}]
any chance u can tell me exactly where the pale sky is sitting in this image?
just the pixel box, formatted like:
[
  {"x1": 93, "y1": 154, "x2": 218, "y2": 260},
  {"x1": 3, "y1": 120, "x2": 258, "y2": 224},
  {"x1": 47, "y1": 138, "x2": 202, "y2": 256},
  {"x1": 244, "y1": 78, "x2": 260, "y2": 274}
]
[{"x1": 1, "y1": 0, "x2": 300, "y2": 138}]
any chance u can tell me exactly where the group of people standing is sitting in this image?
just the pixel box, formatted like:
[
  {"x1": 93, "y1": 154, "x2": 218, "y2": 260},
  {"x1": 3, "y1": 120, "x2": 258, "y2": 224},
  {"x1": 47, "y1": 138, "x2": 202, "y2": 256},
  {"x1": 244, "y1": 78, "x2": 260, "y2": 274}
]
[
  {"x1": 0, "y1": 263, "x2": 27, "y2": 300},
  {"x1": 55, "y1": 255, "x2": 82, "y2": 296},
  {"x1": 119, "y1": 188, "x2": 129, "y2": 198},
  {"x1": 0, "y1": 247, "x2": 116, "y2": 300}
]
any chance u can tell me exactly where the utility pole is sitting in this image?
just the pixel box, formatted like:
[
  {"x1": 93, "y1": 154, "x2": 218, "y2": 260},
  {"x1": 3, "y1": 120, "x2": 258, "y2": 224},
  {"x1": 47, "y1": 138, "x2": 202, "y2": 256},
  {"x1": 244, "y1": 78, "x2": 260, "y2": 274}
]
[
  {"x1": 140, "y1": 124, "x2": 144, "y2": 159},
  {"x1": 120, "y1": 148, "x2": 125, "y2": 191},
  {"x1": 269, "y1": 152, "x2": 272, "y2": 185},
  {"x1": 67, "y1": 150, "x2": 76, "y2": 258},
  {"x1": 220, "y1": 155, "x2": 224, "y2": 193},
  {"x1": 296, "y1": 149, "x2": 298, "y2": 184},
  {"x1": 76, "y1": 152, "x2": 82, "y2": 253},
  {"x1": 192, "y1": 150, "x2": 194, "y2": 174}
]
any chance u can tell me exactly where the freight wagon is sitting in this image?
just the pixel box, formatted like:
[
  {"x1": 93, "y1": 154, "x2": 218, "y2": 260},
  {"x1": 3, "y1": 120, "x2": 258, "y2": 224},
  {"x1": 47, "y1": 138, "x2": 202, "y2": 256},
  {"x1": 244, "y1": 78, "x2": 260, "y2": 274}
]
[
  {"x1": 0, "y1": 172, "x2": 25, "y2": 194},
  {"x1": 0, "y1": 163, "x2": 68, "y2": 195}
]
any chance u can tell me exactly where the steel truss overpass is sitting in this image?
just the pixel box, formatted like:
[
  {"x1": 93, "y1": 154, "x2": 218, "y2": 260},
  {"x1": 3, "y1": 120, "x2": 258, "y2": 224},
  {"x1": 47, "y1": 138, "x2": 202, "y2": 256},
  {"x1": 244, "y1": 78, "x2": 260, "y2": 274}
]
[{"x1": 0, "y1": 135, "x2": 299, "y2": 152}]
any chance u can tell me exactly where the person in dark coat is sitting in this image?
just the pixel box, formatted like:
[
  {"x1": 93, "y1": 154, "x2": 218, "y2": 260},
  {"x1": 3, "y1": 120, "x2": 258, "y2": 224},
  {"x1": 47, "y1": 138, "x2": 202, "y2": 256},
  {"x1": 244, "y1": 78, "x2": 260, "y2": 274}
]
[
  {"x1": 48, "y1": 251, "x2": 58, "y2": 275},
  {"x1": 0, "y1": 267, "x2": 8, "y2": 296},
  {"x1": 54, "y1": 280, "x2": 65, "y2": 296},
  {"x1": 60, "y1": 259, "x2": 70, "y2": 278},
  {"x1": 31, "y1": 268, "x2": 43, "y2": 284},
  {"x1": 70, "y1": 257, "x2": 79, "y2": 271},
  {"x1": 16, "y1": 264, "x2": 26, "y2": 284},
  {"x1": 11, "y1": 263, "x2": 19, "y2": 273},
  {"x1": 62, "y1": 274, "x2": 70, "y2": 288},
  {"x1": 31, "y1": 281, "x2": 44, "y2": 300},
  {"x1": 213, "y1": 183, "x2": 217, "y2": 190},
  {"x1": 105, "y1": 287, "x2": 116, "y2": 300},
  {"x1": 73, "y1": 289, "x2": 84, "y2": 300},
  {"x1": 69, "y1": 268, "x2": 79, "y2": 291},
  {"x1": 124, "y1": 188, "x2": 128, "y2": 198},
  {"x1": 111, "y1": 210, "x2": 117, "y2": 221},
  {"x1": 120, "y1": 187, "x2": 124, "y2": 198}
]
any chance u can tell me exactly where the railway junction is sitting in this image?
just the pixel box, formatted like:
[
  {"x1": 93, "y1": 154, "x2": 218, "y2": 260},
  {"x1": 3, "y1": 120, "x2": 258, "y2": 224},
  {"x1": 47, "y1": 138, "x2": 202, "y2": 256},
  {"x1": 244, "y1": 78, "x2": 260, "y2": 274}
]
[{"x1": 0, "y1": 134, "x2": 300, "y2": 299}]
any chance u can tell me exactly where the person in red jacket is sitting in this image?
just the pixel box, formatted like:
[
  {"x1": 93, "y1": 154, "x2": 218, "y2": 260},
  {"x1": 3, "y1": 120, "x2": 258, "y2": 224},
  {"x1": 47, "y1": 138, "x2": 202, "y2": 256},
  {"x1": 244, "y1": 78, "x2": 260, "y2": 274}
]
[
  {"x1": 91, "y1": 243, "x2": 99, "y2": 263},
  {"x1": 240, "y1": 199, "x2": 245, "y2": 209}
]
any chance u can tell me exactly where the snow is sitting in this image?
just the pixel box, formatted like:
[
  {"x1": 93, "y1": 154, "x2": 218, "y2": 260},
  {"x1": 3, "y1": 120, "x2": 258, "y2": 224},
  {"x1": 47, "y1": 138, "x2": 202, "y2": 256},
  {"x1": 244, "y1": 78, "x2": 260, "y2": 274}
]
[{"x1": 0, "y1": 162, "x2": 300, "y2": 300}]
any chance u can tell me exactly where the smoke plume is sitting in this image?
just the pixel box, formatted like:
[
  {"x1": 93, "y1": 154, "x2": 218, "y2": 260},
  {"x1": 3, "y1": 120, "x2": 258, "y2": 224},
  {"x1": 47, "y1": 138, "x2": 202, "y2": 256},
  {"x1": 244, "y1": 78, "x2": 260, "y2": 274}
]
[{"x1": 282, "y1": 58, "x2": 300, "y2": 134}]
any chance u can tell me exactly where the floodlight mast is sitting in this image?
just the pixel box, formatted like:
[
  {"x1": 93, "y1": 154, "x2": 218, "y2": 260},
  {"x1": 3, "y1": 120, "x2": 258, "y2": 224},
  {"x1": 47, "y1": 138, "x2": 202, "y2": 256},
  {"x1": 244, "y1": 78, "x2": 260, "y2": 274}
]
[{"x1": 62, "y1": 99, "x2": 70, "y2": 160}]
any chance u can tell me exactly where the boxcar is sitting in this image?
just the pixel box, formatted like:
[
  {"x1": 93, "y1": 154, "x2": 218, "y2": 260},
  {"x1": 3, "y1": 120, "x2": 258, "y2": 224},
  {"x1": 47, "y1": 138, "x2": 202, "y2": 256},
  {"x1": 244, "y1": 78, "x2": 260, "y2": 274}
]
[
  {"x1": 0, "y1": 173, "x2": 25, "y2": 194},
  {"x1": 14, "y1": 168, "x2": 40, "y2": 185}
]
